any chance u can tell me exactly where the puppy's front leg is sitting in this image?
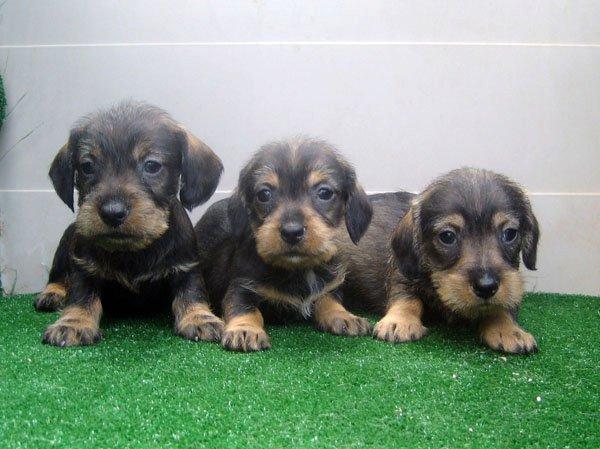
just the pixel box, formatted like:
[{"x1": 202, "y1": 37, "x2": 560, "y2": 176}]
[
  {"x1": 373, "y1": 296, "x2": 428, "y2": 343},
  {"x1": 479, "y1": 310, "x2": 537, "y2": 354},
  {"x1": 221, "y1": 285, "x2": 270, "y2": 352},
  {"x1": 35, "y1": 224, "x2": 75, "y2": 312},
  {"x1": 43, "y1": 273, "x2": 103, "y2": 347},
  {"x1": 36, "y1": 282, "x2": 68, "y2": 312},
  {"x1": 314, "y1": 293, "x2": 371, "y2": 336},
  {"x1": 172, "y1": 269, "x2": 224, "y2": 342}
]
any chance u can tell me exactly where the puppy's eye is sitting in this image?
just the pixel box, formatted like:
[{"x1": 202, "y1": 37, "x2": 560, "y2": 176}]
[
  {"x1": 256, "y1": 188, "x2": 272, "y2": 203},
  {"x1": 144, "y1": 160, "x2": 162, "y2": 174},
  {"x1": 501, "y1": 228, "x2": 519, "y2": 243},
  {"x1": 80, "y1": 161, "x2": 94, "y2": 175},
  {"x1": 317, "y1": 186, "x2": 334, "y2": 201},
  {"x1": 439, "y1": 230, "x2": 457, "y2": 246}
]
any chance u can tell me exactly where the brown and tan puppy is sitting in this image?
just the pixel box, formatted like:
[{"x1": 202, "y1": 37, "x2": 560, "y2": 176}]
[
  {"x1": 36, "y1": 101, "x2": 224, "y2": 346},
  {"x1": 340, "y1": 168, "x2": 540, "y2": 354},
  {"x1": 195, "y1": 138, "x2": 373, "y2": 352}
]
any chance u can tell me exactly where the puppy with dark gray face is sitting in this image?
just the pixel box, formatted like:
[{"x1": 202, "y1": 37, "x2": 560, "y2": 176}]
[
  {"x1": 340, "y1": 168, "x2": 540, "y2": 354},
  {"x1": 195, "y1": 138, "x2": 373, "y2": 352},
  {"x1": 36, "y1": 101, "x2": 225, "y2": 346}
]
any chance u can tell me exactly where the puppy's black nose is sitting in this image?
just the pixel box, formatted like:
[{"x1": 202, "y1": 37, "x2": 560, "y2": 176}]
[
  {"x1": 99, "y1": 199, "x2": 129, "y2": 227},
  {"x1": 280, "y1": 222, "x2": 305, "y2": 245},
  {"x1": 472, "y1": 272, "x2": 499, "y2": 299}
]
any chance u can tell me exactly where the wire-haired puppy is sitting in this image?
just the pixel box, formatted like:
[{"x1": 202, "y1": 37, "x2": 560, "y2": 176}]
[
  {"x1": 340, "y1": 168, "x2": 540, "y2": 354},
  {"x1": 36, "y1": 101, "x2": 225, "y2": 346},
  {"x1": 195, "y1": 138, "x2": 373, "y2": 352}
]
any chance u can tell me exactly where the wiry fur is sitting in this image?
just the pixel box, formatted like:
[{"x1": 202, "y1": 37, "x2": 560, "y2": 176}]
[
  {"x1": 37, "y1": 101, "x2": 224, "y2": 347},
  {"x1": 195, "y1": 137, "x2": 373, "y2": 352},
  {"x1": 339, "y1": 168, "x2": 540, "y2": 354}
]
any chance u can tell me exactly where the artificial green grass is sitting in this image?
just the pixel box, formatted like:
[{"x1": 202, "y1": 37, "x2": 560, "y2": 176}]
[{"x1": 0, "y1": 293, "x2": 598, "y2": 448}]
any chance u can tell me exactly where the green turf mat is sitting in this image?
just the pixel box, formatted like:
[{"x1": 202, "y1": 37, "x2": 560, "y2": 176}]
[{"x1": 0, "y1": 293, "x2": 598, "y2": 448}]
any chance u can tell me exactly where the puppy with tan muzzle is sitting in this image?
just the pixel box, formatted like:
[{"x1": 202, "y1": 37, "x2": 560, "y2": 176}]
[
  {"x1": 195, "y1": 138, "x2": 373, "y2": 352},
  {"x1": 340, "y1": 168, "x2": 540, "y2": 354},
  {"x1": 36, "y1": 101, "x2": 225, "y2": 346}
]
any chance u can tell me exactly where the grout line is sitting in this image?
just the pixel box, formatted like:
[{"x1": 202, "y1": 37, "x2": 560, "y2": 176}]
[
  {"x1": 367, "y1": 191, "x2": 600, "y2": 197},
  {"x1": 1, "y1": 189, "x2": 599, "y2": 197},
  {"x1": 1, "y1": 41, "x2": 600, "y2": 49},
  {"x1": 0, "y1": 189, "x2": 56, "y2": 193},
  {"x1": 525, "y1": 192, "x2": 600, "y2": 197}
]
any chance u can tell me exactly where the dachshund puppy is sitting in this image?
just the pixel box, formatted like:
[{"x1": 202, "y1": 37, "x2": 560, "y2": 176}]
[
  {"x1": 340, "y1": 168, "x2": 540, "y2": 354},
  {"x1": 36, "y1": 101, "x2": 224, "y2": 346},
  {"x1": 195, "y1": 138, "x2": 373, "y2": 352}
]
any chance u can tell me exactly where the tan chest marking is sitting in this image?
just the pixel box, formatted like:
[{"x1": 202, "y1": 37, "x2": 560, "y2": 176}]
[{"x1": 246, "y1": 269, "x2": 346, "y2": 318}]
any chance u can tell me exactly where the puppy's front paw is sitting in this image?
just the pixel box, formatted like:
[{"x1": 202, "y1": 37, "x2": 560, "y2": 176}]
[
  {"x1": 316, "y1": 311, "x2": 372, "y2": 337},
  {"x1": 176, "y1": 312, "x2": 224, "y2": 342},
  {"x1": 373, "y1": 317, "x2": 428, "y2": 343},
  {"x1": 34, "y1": 283, "x2": 67, "y2": 312},
  {"x1": 221, "y1": 325, "x2": 271, "y2": 352},
  {"x1": 481, "y1": 324, "x2": 538, "y2": 354},
  {"x1": 43, "y1": 322, "x2": 102, "y2": 347}
]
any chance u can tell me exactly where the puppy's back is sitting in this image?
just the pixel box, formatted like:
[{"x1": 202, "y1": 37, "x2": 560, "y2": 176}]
[
  {"x1": 194, "y1": 199, "x2": 238, "y2": 309},
  {"x1": 195, "y1": 199, "x2": 233, "y2": 260},
  {"x1": 340, "y1": 191, "x2": 414, "y2": 313}
]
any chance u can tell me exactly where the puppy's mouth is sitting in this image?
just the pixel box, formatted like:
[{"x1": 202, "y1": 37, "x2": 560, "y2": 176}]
[
  {"x1": 95, "y1": 232, "x2": 149, "y2": 250},
  {"x1": 281, "y1": 250, "x2": 312, "y2": 262},
  {"x1": 269, "y1": 247, "x2": 338, "y2": 269},
  {"x1": 99, "y1": 232, "x2": 137, "y2": 241}
]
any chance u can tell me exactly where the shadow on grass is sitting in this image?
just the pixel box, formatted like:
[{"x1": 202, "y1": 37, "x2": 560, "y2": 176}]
[{"x1": 88, "y1": 310, "x2": 497, "y2": 357}]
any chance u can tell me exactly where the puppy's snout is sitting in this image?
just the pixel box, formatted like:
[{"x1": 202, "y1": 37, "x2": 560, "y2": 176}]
[
  {"x1": 471, "y1": 270, "x2": 499, "y2": 300},
  {"x1": 280, "y1": 222, "x2": 306, "y2": 245},
  {"x1": 99, "y1": 199, "x2": 129, "y2": 228}
]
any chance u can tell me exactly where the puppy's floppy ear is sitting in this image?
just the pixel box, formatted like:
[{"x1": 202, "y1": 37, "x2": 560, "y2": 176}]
[
  {"x1": 391, "y1": 206, "x2": 422, "y2": 280},
  {"x1": 342, "y1": 166, "x2": 373, "y2": 244},
  {"x1": 176, "y1": 126, "x2": 223, "y2": 211},
  {"x1": 227, "y1": 161, "x2": 255, "y2": 239},
  {"x1": 345, "y1": 183, "x2": 372, "y2": 244},
  {"x1": 520, "y1": 199, "x2": 540, "y2": 270},
  {"x1": 505, "y1": 179, "x2": 540, "y2": 271},
  {"x1": 49, "y1": 129, "x2": 81, "y2": 211},
  {"x1": 227, "y1": 189, "x2": 249, "y2": 239}
]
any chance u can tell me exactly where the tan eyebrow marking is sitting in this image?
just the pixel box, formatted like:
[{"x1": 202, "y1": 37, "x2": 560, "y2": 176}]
[
  {"x1": 83, "y1": 146, "x2": 101, "y2": 159},
  {"x1": 308, "y1": 169, "x2": 331, "y2": 187},
  {"x1": 132, "y1": 142, "x2": 152, "y2": 161},
  {"x1": 493, "y1": 211, "x2": 519, "y2": 229},
  {"x1": 433, "y1": 213, "x2": 465, "y2": 231},
  {"x1": 255, "y1": 167, "x2": 279, "y2": 189}
]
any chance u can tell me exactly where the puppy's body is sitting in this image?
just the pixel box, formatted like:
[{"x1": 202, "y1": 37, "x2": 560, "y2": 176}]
[
  {"x1": 198, "y1": 198, "x2": 346, "y2": 321},
  {"x1": 195, "y1": 138, "x2": 373, "y2": 351},
  {"x1": 341, "y1": 191, "x2": 464, "y2": 321},
  {"x1": 340, "y1": 169, "x2": 540, "y2": 354},
  {"x1": 37, "y1": 101, "x2": 224, "y2": 346},
  {"x1": 66, "y1": 201, "x2": 197, "y2": 311},
  {"x1": 340, "y1": 192, "x2": 413, "y2": 315}
]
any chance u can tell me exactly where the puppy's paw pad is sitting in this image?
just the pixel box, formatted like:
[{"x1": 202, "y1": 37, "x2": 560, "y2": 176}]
[
  {"x1": 483, "y1": 327, "x2": 538, "y2": 354},
  {"x1": 317, "y1": 312, "x2": 372, "y2": 336},
  {"x1": 177, "y1": 314, "x2": 224, "y2": 342},
  {"x1": 373, "y1": 318, "x2": 428, "y2": 343},
  {"x1": 221, "y1": 326, "x2": 271, "y2": 352},
  {"x1": 43, "y1": 323, "x2": 102, "y2": 347}
]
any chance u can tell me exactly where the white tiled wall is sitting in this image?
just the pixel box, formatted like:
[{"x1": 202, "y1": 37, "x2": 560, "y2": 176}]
[{"x1": 1, "y1": 1, "x2": 598, "y2": 295}]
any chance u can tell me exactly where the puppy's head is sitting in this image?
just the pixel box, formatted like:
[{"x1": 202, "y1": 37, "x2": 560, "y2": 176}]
[
  {"x1": 49, "y1": 100, "x2": 222, "y2": 251},
  {"x1": 392, "y1": 168, "x2": 539, "y2": 318},
  {"x1": 229, "y1": 138, "x2": 372, "y2": 269}
]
